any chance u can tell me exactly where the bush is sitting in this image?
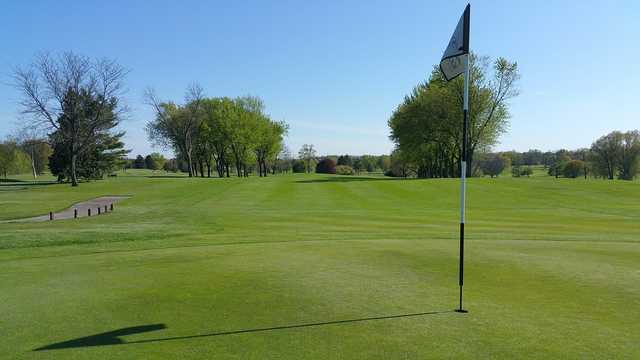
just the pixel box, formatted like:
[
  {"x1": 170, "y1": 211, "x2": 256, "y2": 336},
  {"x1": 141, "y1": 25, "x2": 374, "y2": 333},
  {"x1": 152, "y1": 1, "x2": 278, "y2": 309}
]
[
  {"x1": 563, "y1": 160, "x2": 585, "y2": 178},
  {"x1": 335, "y1": 165, "x2": 354, "y2": 175},
  {"x1": 479, "y1": 153, "x2": 511, "y2": 177},
  {"x1": 520, "y1": 166, "x2": 533, "y2": 177},
  {"x1": 511, "y1": 165, "x2": 521, "y2": 177},
  {"x1": 315, "y1": 158, "x2": 336, "y2": 174}
]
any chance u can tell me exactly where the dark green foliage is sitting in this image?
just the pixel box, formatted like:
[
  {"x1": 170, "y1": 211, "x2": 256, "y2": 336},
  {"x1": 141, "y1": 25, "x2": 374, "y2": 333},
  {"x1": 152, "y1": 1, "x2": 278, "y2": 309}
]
[
  {"x1": 292, "y1": 160, "x2": 306, "y2": 173},
  {"x1": 134, "y1": 155, "x2": 146, "y2": 169},
  {"x1": 520, "y1": 166, "x2": 533, "y2": 177},
  {"x1": 479, "y1": 153, "x2": 510, "y2": 177},
  {"x1": 511, "y1": 165, "x2": 521, "y2": 177},
  {"x1": 337, "y1": 155, "x2": 353, "y2": 167},
  {"x1": 315, "y1": 158, "x2": 336, "y2": 174},
  {"x1": 49, "y1": 131, "x2": 128, "y2": 181},
  {"x1": 563, "y1": 160, "x2": 585, "y2": 178}
]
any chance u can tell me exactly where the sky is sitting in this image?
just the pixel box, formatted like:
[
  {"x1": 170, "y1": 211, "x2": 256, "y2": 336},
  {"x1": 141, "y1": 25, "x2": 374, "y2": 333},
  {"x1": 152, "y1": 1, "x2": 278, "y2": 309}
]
[{"x1": 1, "y1": 0, "x2": 638, "y2": 157}]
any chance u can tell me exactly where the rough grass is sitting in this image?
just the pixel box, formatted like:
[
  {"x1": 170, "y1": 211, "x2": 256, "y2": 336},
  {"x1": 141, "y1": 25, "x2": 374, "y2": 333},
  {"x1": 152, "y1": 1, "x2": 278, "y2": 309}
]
[{"x1": 0, "y1": 171, "x2": 638, "y2": 359}]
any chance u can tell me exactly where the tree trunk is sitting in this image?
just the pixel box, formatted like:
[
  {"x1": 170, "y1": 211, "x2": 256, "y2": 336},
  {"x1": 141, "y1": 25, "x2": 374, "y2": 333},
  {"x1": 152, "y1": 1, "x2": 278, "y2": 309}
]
[
  {"x1": 186, "y1": 152, "x2": 194, "y2": 177},
  {"x1": 71, "y1": 153, "x2": 79, "y2": 187}
]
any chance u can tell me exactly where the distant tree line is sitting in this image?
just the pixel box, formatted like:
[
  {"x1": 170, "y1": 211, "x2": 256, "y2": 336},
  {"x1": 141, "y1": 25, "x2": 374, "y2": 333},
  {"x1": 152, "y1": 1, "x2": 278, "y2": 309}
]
[
  {"x1": 146, "y1": 86, "x2": 288, "y2": 178},
  {"x1": 468, "y1": 130, "x2": 640, "y2": 180}
]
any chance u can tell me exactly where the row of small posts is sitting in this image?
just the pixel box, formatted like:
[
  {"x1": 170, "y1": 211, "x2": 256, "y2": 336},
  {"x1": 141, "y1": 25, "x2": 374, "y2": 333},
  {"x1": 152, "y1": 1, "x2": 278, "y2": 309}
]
[{"x1": 49, "y1": 203, "x2": 114, "y2": 221}]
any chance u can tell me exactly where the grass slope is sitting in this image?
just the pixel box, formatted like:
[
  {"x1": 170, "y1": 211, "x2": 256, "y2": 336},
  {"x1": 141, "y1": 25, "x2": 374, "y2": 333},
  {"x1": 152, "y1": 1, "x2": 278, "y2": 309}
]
[{"x1": 1, "y1": 171, "x2": 638, "y2": 359}]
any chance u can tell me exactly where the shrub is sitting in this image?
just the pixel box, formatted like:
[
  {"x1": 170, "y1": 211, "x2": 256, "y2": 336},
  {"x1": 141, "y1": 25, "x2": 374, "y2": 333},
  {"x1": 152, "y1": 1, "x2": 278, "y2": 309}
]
[
  {"x1": 520, "y1": 166, "x2": 533, "y2": 177},
  {"x1": 479, "y1": 153, "x2": 511, "y2": 177},
  {"x1": 511, "y1": 165, "x2": 521, "y2": 177},
  {"x1": 563, "y1": 160, "x2": 585, "y2": 178},
  {"x1": 335, "y1": 165, "x2": 354, "y2": 175},
  {"x1": 316, "y1": 158, "x2": 337, "y2": 174}
]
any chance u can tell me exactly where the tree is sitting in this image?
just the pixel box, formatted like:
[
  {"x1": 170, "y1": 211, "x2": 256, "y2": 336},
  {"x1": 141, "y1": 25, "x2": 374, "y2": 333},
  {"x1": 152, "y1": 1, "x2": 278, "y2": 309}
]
[
  {"x1": 49, "y1": 131, "x2": 128, "y2": 181},
  {"x1": 146, "y1": 153, "x2": 166, "y2": 172},
  {"x1": 377, "y1": 155, "x2": 391, "y2": 172},
  {"x1": 511, "y1": 165, "x2": 521, "y2": 177},
  {"x1": 388, "y1": 54, "x2": 519, "y2": 178},
  {"x1": 590, "y1": 132, "x2": 622, "y2": 180},
  {"x1": 298, "y1": 144, "x2": 317, "y2": 173},
  {"x1": 522, "y1": 149, "x2": 543, "y2": 166},
  {"x1": 352, "y1": 157, "x2": 363, "y2": 174},
  {"x1": 479, "y1": 153, "x2": 510, "y2": 177},
  {"x1": 14, "y1": 52, "x2": 127, "y2": 186},
  {"x1": 0, "y1": 140, "x2": 30, "y2": 178},
  {"x1": 16, "y1": 128, "x2": 51, "y2": 178},
  {"x1": 337, "y1": 155, "x2": 353, "y2": 167},
  {"x1": 618, "y1": 131, "x2": 640, "y2": 180},
  {"x1": 292, "y1": 160, "x2": 306, "y2": 173},
  {"x1": 133, "y1": 155, "x2": 146, "y2": 169},
  {"x1": 563, "y1": 160, "x2": 585, "y2": 178},
  {"x1": 163, "y1": 158, "x2": 179, "y2": 172},
  {"x1": 146, "y1": 84, "x2": 204, "y2": 177},
  {"x1": 316, "y1": 158, "x2": 336, "y2": 174},
  {"x1": 520, "y1": 166, "x2": 533, "y2": 177},
  {"x1": 274, "y1": 146, "x2": 293, "y2": 174},
  {"x1": 254, "y1": 119, "x2": 288, "y2": 177}
]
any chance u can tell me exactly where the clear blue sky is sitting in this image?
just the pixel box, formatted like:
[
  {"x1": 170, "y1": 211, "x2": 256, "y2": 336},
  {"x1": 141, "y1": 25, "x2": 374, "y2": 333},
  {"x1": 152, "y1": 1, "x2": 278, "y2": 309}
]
[{"x1": 1, "y1": 0, "x2": 638, "y2": 157}]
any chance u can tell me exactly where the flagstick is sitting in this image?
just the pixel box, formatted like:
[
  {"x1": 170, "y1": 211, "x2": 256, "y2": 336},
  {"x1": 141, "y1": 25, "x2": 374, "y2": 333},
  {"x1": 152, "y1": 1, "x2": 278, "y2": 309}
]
[{"x1": 456, "y1": 53, "x2": 470, "y2": 314}]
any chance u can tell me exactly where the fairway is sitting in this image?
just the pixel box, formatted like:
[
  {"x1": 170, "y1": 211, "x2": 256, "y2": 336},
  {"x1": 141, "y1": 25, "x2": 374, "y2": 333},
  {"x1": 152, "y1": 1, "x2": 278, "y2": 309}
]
[{"x1": 1, "y1": 172, "x2": 638, "y2": 359}]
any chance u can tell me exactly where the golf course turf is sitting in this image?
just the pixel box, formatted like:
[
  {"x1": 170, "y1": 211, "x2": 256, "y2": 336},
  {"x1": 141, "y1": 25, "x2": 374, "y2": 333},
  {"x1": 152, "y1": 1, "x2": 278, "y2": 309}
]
[{"x1": 1, "y1": 171, "x2": 638, "y2": 359}]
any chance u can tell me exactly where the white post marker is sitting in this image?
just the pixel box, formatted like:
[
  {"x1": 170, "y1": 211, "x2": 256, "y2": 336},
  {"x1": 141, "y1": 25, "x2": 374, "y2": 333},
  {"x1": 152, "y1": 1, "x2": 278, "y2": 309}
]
[{"x1": 439, "y1": 3, "x2": 470, "y2": 313}]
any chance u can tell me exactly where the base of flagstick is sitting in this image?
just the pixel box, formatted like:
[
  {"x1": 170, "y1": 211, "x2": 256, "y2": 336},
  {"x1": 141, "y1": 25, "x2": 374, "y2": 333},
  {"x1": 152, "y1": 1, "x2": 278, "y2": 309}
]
[{"x1": 455, "y1": 309, "x2": 468, "y2": 313}]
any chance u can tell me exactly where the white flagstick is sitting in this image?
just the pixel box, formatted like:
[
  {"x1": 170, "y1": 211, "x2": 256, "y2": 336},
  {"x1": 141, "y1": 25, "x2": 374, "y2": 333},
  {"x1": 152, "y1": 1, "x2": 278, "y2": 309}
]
[{"x1": 457, "y1": 53, "x2": 470, "y2": 313}]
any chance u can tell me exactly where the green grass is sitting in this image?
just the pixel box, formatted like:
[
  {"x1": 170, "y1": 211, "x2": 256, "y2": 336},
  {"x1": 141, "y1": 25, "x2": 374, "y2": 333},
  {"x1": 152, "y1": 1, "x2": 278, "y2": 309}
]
[{"x1": 1, "y1": 171, "x2": 638, "y2": 359}]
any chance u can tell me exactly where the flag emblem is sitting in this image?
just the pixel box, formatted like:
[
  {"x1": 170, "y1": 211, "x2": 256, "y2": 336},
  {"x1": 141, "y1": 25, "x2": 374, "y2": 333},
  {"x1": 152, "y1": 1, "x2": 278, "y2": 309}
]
[{"x1": 440, "y1": 4, "x2": 470, "y2": 81}]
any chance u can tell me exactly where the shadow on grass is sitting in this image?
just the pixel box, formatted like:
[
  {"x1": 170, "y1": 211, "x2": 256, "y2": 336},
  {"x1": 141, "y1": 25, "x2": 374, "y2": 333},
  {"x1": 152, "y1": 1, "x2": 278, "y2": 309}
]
[
  {"x1": 34, "y1": 324, "x2": 167, "y2": 351},
  {"x1": 296, "y1": 176, "x2": 411, "y2": 183},
  {"x1": 34, "y1": 310, "x2": 453, "y2": 351},
  {"x1": 0, "y1": 181, "x2": 58, "y2": 187}
]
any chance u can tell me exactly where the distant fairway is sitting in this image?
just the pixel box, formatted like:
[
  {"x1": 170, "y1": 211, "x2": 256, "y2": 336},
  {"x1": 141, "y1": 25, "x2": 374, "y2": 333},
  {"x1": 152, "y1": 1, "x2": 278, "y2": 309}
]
[{"x1": 1, "y1": 171, "x2": 638, "y2": 359}]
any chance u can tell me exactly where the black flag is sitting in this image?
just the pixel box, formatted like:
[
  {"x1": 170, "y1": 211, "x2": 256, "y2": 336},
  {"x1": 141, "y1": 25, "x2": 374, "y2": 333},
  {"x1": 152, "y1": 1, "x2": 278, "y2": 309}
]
[{"x1": 440, "y1": 4, "x2": 470, "y2": 81}]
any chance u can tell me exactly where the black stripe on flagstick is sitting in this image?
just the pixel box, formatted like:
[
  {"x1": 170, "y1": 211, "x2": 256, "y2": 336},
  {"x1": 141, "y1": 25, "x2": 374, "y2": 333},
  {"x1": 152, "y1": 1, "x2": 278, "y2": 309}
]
[{"x1": 463, "y1": 4, "x2": 470, "y2": 53}]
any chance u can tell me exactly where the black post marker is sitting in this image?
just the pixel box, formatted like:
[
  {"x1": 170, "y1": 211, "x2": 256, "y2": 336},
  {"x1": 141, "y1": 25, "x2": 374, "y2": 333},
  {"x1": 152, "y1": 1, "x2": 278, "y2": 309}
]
[
  {"x1": 88, "y1": 208, "x2": 91, "y2": 217},
  {"x1": 98, "y1": 207, "x2": 101, "y2": 215},
  {"x1": 74, "y1": 209, "x2": 78, "y2": 219},
  {"x1": 110, "y1": 204, "x2": 114, "y2": 211},
  {"x1": 49, "y1": 212, "x2": 53, "y2": 221}
]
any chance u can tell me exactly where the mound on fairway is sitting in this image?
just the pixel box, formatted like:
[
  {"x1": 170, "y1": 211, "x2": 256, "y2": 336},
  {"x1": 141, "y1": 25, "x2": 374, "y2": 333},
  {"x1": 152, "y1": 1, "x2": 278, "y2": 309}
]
[{"x1": 0, "y1": 172, "x2": 638, "y2": 359}]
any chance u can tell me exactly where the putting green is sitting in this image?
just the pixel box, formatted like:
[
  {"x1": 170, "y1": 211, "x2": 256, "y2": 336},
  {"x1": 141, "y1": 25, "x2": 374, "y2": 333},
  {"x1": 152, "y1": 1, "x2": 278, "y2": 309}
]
[{"x1": 1, "y1": 171, "x2": 638, "y2": 359}]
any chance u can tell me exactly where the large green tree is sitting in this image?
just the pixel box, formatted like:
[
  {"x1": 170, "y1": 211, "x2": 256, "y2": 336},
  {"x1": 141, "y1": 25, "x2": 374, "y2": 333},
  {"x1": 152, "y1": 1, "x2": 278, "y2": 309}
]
[
  {"x1": 388, "y1": 54, "x2": 519, "y2": 178},
  {"x1": 146, "y1": 85, "x2": 205, "y2": 177}
]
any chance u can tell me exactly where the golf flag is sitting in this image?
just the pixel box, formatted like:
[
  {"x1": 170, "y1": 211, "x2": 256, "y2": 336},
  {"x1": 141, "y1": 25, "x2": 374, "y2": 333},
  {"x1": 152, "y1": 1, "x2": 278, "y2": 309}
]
[
  {"x1": 440, "y1": 4, "x2": 470, "y2": 81},
  {"x1": 440, "y1": 4, "x2": 471, "y2": 313}
]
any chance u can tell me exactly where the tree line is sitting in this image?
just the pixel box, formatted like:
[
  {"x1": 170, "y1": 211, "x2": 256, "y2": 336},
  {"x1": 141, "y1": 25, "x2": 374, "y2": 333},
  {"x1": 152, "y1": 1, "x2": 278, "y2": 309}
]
[
  {"x1": 145, "y1": 86, "x2": 287, "y2": 178},
  {"x1": 467, "y1": 130, "x2": 640, "y2": 180}
]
